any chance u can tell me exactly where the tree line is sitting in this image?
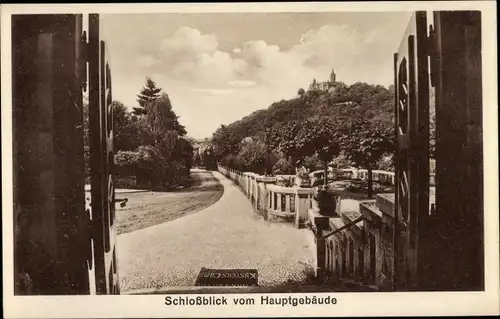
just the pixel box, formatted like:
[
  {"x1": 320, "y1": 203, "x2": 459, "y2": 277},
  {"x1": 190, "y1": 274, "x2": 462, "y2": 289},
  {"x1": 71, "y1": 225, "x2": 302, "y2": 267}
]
[
  {"x1": 84, "y1": 78, "x2": 194, "y2": 191},
  {"x1": 200, "y1": 80, "x2": 397, "y2": 198}
]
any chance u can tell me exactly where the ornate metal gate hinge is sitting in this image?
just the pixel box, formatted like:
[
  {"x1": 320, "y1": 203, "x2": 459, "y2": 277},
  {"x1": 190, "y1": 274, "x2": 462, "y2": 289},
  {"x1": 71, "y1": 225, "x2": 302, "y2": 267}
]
[
  {"x1": 428, "y1": 24, "x2": 438, "y2": 88},
  {"x1": 114, "y1": 198, "x2": 128, "y2": 208}
]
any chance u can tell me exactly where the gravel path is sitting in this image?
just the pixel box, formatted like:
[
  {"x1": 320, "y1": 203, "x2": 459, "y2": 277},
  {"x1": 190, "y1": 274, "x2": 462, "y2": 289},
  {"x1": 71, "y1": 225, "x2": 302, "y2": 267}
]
[{"x1": 117, "y1": 171, "x2": 316, "y2": 292}]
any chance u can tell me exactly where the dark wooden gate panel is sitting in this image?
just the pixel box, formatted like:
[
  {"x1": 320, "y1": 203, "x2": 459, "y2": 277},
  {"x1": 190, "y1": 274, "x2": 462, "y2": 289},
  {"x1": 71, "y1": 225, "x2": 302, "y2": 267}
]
[
  {"x1": 13, "y1": 14, "x2": 89, "y2": 295},
  {"x1": 88, "y1": 14, "x2": 120, "y2": 295},
  {"x1": 428, "y1": 11, "x2": 483, "y2": 291},
  {"x1": 394, "y1": 10, "x2": 484, "y2": 292},
  {"x1": 393, "y1": 11, "x2": 430, "y2": 291}
]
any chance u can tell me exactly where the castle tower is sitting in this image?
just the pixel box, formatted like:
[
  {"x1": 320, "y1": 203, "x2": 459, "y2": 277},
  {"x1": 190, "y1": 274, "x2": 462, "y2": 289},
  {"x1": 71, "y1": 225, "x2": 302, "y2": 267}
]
[{"x1": 329, "y1": 69, "x2": 336, "y2": 83}]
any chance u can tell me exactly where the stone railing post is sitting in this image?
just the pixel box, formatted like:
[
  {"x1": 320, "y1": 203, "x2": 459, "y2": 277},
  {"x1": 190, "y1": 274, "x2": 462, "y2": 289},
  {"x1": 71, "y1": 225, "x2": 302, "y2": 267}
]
[
  {"x1": 243, "y1": 173, "x2": 247, "y2": 195},
  {"x1": 308, "y1": 210, "x2": 329, "y2": 280},
  {"x1": 254, "y1": 175, "x2": 260, "y2": 209},
  {"x1": 269, "y1": 189, "x2": 274, "y2": 211},
  {"x1": 246, "y1": 174, "x2": 251, "y2": 199},
  {"x1": 295, "y1": 187, "x2": 314, "y2": 229},
  {"x1": 249, "y1": 174, "x2": 254, "y2": 201},
  {"x1": 238, "y1": 172, "x2": 244, "y2": 188},
  {"x1": 285, "y1": 194, "x2": 291, "y2": 212},
  {"x1": 253, "y1": 174, "x2": 260, "y2": 210},
  {"x1": 248, "y1": 174, "x2": 253, "y2": 199},
  {"x1": 250, "y1": 174, "x2": 257, "y2": 205},
  {"x1": 276, "y1": 193, "x2": 282, "y2": 211},
  {"x1": 243, "y1": 173, "x2": 250, "y2": 197},
  {"x1": 317, "y1": 234, "x2": 326, "y2": 281},
  {"x1": 248, "y1": 174, "x2": 252, "y2": 202},
  {"x1": 256, "y1": 176, "x2": 276, "y2": 215}
]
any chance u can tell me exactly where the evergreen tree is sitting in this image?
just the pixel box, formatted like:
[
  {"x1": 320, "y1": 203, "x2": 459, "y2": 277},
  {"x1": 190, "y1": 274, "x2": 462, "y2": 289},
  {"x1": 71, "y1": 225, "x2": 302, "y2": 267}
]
[
  {"x1": 134, "y1": 77, "x2": 162, "y2": 115},
  {"x1": 112, "y1": 101, "x2": 140, "y2": 151},
  {"x1": 139, "y1": 93, "x2": 186, "y2": 146}
]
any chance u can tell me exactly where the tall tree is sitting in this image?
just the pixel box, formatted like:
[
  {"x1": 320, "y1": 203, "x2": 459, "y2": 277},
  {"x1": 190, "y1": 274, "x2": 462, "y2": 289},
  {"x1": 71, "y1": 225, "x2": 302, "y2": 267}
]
[
  {"x1": 236, "y1": 139, "x2": 269, "y2": 174},
  {"x1": 157, "y1": 93, "x2": 187, "y2": 136},
  {"x1": 272, "y1": 158, "x2": 295, "y2": 175},
  {"x1": 276, "y1": 120, "x2": 305, "y2": 164},
  {"x1": 134, "y1": 77, "x2": 162, "y2": 115},
  {"x1": 174, "y1": 137, "x2": 194, "y2": 170},
  {"x1": 211, "y1": 124, "x2": 241, "y2": 160},
  {"x1": 138, "y1": 93, "x2": 186, "y2": 145},
  {"x1": 111, "y1": 101, "x2": 140, "y2": 151},
  {"x1": 285, "y1": 117, "x2": 341, "y2": 185},
  {"x1": 201, "y1": 145, "x2": 218, "y2": 171},
  {"x1": 340, "y1": 119, "x2": 394, "y2": 198}
]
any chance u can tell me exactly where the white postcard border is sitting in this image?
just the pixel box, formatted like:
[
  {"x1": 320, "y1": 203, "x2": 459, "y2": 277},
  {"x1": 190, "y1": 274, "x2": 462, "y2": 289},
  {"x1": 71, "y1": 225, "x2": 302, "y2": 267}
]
[{"x1": 2, "y1": 2, "x2": 498, "y2": 318}]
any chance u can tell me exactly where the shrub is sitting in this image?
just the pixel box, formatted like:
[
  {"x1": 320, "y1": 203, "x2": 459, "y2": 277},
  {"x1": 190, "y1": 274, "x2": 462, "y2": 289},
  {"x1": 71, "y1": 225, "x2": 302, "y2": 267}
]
[
  {"x1": 236, "y1": 139, "x2": 267, "y2": 174},
  {"x1": 303, "y1": 155, "x2": 323, "y2": 171},
  {"x1": 222, "y1": 154, "x2": 240, "y2": 170},
  {"x1": 272, "y1": 158, "x2": 295, "y2": 175},
  {"x1": 330, "y1": 154, "x2": 351, "y2": 169},
  {"x1": 313, "y1": 185, "x2": 338, "y2": 216},
  {"x1": 276, "y1": 175, "x2": 294, "y2": 187}
]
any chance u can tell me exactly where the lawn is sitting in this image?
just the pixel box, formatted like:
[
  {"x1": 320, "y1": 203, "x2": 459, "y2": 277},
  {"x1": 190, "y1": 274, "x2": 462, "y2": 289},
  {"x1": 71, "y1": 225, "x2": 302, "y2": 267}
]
[{"x1": 115, "y1": 170, "x2": 224, "y2": 235}]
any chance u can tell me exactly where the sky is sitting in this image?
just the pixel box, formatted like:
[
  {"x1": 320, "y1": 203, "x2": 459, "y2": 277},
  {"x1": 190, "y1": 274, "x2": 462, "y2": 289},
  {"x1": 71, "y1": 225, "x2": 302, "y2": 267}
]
[{"x1": 101, "y1": 12, "x2": 412, "y2": 139}]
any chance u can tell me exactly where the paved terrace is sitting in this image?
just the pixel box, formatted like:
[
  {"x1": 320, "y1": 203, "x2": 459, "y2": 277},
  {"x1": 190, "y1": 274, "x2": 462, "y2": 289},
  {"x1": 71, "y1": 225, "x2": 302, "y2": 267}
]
[{"x1": 117, "y1": 171, "x2": 316, "y2": 292}]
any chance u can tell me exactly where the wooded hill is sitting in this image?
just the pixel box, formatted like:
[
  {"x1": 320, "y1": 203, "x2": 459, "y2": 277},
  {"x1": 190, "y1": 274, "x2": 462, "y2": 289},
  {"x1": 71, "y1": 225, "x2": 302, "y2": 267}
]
[{"x1": 211, "y1": 81, "x2": 395, "y2": 158}]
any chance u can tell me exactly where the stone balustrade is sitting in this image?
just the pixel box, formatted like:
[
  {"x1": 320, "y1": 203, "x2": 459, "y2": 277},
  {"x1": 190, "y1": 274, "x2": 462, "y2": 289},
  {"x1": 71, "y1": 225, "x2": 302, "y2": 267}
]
[
  {"x1": 307, "y1": 195, "x2": 391, "y2": 291},
  {"x1": 218, "y1": 165, "x2": 313, "y2": 229},
  {"x1": 219, "y1": 160, "x2": 438, "y2": 291},
  {"x1": 275, "y1": 174, "x2": 295, "y2": 187},
  {"x1": 347, "y1": 168, "x2": 435, "y2": 186},
  {"x1": 218, "y1": 165, "x2": 435, "y2": 291},
  {"x1": 220, "y1": 165, "x2": 391, "y2": 288},
  {"x1": 265, "y1": 184, "x2": 314, "y2": 228},
  {"x1": 219, "y1": 166, "x2": 435, "y2": 291},
  {"x1": 308, "y1": 190, "x2": 435, "y2": 291},
  {"x1": 266, "y1": 184, "x2": 296, "y2": 220},
  {"x1": 356, "y1": 169, "x2": 396, "y2": 185}
]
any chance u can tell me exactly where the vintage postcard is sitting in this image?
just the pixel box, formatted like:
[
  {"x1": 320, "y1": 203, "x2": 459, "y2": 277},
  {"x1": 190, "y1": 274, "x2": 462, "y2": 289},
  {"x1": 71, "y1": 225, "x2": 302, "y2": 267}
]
[{"x1": 1, "y1": 1, "x2": 499, "y2": 318}]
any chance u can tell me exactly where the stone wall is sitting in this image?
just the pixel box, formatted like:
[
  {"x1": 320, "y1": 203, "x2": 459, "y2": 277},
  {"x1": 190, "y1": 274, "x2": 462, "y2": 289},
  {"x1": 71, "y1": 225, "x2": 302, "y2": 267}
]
[
  {"x1": 307, "y1": 192, "x2": 397, "y2": 291},
  {"x1": 218, "y1": 166, "x2": 313, "y2": 228},
  {"x1": 220, "y1": 165, "x2": 399, "y2": 292}
]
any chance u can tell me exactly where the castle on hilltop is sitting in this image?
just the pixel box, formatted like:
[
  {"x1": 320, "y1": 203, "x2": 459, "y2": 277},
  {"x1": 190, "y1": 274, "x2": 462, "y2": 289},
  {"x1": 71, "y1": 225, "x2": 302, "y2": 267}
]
[{"x1": 309, "y1": 69, "x2": 338, "y2": 93}]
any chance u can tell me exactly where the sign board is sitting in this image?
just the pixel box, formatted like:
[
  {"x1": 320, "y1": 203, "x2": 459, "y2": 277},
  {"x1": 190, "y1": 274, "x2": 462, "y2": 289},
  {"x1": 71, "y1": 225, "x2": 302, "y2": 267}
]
[{"x1": 195, "y1": 268, "x2": 258, "y2": 287}]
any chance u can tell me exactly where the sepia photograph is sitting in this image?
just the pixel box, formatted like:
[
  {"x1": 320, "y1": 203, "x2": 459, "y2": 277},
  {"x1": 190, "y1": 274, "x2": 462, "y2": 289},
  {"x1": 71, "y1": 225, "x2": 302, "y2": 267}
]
[{"x1": 2, "y1": 1, "x2": 499, "y2": 318}]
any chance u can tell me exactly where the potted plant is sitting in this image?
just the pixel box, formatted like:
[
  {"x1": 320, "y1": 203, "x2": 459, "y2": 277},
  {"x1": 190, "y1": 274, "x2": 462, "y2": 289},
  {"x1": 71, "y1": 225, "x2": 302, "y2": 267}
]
[
  {"x1": 313, "y1": 185, "x2": 338, "y2": 217},
  {"x1": 276, "y1": 175, "x2": 293, "y2": 187},
  {"x1": 295, "y1": 166, "x2": 311, "y2": 188}
]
